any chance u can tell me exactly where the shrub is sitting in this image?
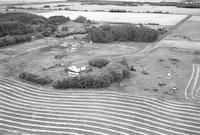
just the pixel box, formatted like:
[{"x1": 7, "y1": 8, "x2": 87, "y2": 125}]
[
  {"x1": 49, "y1": 16, "x2": 70, "y2": 25},
  {"x1": 105, "y1": 62, "x2": 130, "y2": 81},
  {"x1": 0, "y1": 35, "x2": 31, "y2": 47},
  {"x1": 118, "y1": 57, "x2": 129, "y2": 68},
  {"x1": 88, "y1": 58, "x2": 110, "y2": 68},
  {"x1": 19, "y1": 72, "x2": 52, "y2": 85},
  {"x1": 43, "y1": 5, "x2": 50, "y2": 8},
  {"x1": 74, "y1": 16, "x2": 88, "y2": 23}
]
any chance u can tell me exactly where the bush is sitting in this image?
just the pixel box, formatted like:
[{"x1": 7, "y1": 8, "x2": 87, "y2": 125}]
[
  {"x1": 0, "y1": 35, "x2": 31, "y2": 47},
  {"x1": 49, "y1": 16, "x2": 70, "y2": 25},
  {"x1": 88, "y1": 58, "x2": 110, "y2": 68},
  {"x1": 88, "y1": 24, "x2": 159, "y2": 43},
  {"x1": 105, "y1": 62, "x2": 130, "y2": 81},
  {"x1": 74, "y1": 16, "x2": 88, "y2": 23},
  {"x1": 19, "y1": 72, "x2": 52, "y2": 85}
]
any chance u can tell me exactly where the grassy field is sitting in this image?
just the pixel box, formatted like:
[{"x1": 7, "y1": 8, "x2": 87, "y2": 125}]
[{"x1": 165, "y1": 16, "x2": 200, "y2": 41}]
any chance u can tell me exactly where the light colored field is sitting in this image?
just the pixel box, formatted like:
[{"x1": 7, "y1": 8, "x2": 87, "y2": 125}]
[
  {"x1": 37, "y1": 11, "x2": 187, "y2": 25},
  {"x1": 166, "y1": 16, "x2": 200, "y2": 41},
  {"x1": 0, "y1": 0, "x2": 65, "y2": 4},
  {"x1": 68, "y1": 5, "x2": 200, "y2": 15},
  {"x1": 17, "y1": 2, "x2": 200, "y2": 16},
  {"x1": 105, "y1": 0, "x2": 182, "y2": 2}
]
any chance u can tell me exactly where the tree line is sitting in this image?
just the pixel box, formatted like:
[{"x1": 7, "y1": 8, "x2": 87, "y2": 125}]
[
  {"x1": 0, "y1": 12, "x2": 71, "y2": 47},
  {"x1": 88, "y1": 24, "x2": 159, "y2": 43}
]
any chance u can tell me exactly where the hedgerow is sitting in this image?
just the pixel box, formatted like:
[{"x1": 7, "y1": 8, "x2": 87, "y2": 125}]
[
  {"x1": 88, "y1": 58, "x2": 110, "y2": 68},
  {"x1": 19, "y1": 72, "x2": 53, "y2": 85},
  {"x1": 0, "y1": 35, "x2": 31, "y2": 47}
]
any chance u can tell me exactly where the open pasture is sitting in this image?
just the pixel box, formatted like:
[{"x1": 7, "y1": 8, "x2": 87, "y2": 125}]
[
  {"x1": 166, "y1": 16, "x2": 200, "y2": 41},
  {"x1": 37, "y1": 11, "x2": 187, "y2": 25}
]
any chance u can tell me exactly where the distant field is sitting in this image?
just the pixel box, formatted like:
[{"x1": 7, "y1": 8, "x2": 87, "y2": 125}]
[
  {"x1": 104, "y1": 0, "x2": 182, "y2": 2},
  {"x1": 37, "y1": 11, "x2": 187, "y2": 25},
  {"x1": 0, "y1": 0, "x2": 64, "y2": 4}
]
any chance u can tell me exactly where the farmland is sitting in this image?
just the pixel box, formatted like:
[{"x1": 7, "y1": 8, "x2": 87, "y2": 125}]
[
  {"x1": 1, "y1": 0, "x2": 200, "y2": 135},
  {"x1": 37, "y1": 11, "x2": 187, "y2": 25},
  {"x1": 166, "y1": 16, "x2": 200, "y2": 41}
]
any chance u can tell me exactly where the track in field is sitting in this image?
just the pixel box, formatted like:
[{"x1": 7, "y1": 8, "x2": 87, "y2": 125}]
[
  {"x1": 185, "y1": 64, "x2": 200, "y2": 102},
  {"x1": 0, "y1": 76, "x2": 200, "y2": 135}
]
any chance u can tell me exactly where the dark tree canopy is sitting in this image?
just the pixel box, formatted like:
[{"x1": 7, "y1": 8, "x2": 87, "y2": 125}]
[{"x1": 88, "y1": 24, "x2": 159, "y2": 43}]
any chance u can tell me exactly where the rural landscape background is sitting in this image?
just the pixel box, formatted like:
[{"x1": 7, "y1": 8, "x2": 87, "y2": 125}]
[{"x1": 0, "y1": 0, "x2": 200, "y2": 135}]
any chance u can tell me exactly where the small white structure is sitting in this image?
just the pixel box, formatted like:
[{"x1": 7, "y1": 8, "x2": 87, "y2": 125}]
[
  {"x1": 167, "y1": 73, "x2": 171, "y2": 79},
  {"x1": 68, "y1": 65, "x2": 89, "y2": 77},
  {"x1": 68, "y1": 71, "x2": 79, "y2": 77},
  {"x1": 68, "y1": 65, "x2": 81, "y2": 73}
]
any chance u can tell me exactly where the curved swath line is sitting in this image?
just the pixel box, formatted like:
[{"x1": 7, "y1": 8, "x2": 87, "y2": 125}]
[
  {"x1": 0, "y1": 123, "x2": 105, "y2": 135},
  {"x1": 0, "y1": 107, "x2": 160, "y2": 135},
  {"x1": 1, "y1": 98, "x2": 200, "y2": 126},
  {"x1": 3, "y1": 84, "x2": 200, "y2": 111},
  {"x1": 185, "y1": 64, "x2": 196, "y2": 100},
  {"x1": 193, "y1": 66, "x2": 200, "y2": 101},
  {"x1": 0, "y1": 77, "x2": 195, "y2": 106},
  {"x1": 0, "y1": 113, "x2": 191, "y2": 135},
  {"x1": 1, "y1": 104, "x2": 200, "y2": 135},
  {"x1": 0, "y1": 108, "x2": 198, "y2": 135},
  {"x1": 2, "y1": 88, "x2": 200, "y2": 117},
  {"x1": 1, "y1": 106, "x2": 200, "y2": 132},
  {"x1": 1, "y1": 91, "x2": 200, "y2": 123},
  {"x1": 0, "y1": 110, "x2": 158, "y2": 135},
  {"x1": 0, "y1": 113, "x2": 170, "y2": 135},
  {"x1": 0, "y1": 84, "x2": 199, "y2": 110},
  {"x1": 1, "y1": 86, "x2": 200, "y2": 114},
  {"x1": 1, "y1": 96, "x2": 200, "y2": 134},
  {"x1": 1, "y1": 80, "x2": 199, "y2": 109},
  {"x1": 0, "y1": 128, "x2": 37, "y2": 135},
  {"x1": 191, "y1": 66, "x2": 200, "y2": 100},
  {"x1": 0, "y1": 115, "x2": 132, "y2": 135},
  {"x1": 1, "y1": 87, "x2": 200, "y2": 117},
  {"x1": 1, "y1": 79, "x2": 199, "y2": 108},
  {"x1": 0, "y1": 117, "x2": 163, "y2": 135}
]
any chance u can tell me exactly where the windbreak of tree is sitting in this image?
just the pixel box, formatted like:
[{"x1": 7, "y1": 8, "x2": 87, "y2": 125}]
[
  {"x1": 0, "y1": 21, "x2": 34, "y2": 37},
  {"x1": 178, "y1": 3, "x2": 200, "y2": 8},
  {"x1": 0, "y1": 12, "x2": 48, "y2": 25},
  {"x1": 0, "y1": 35, "x2": 31, "y2": 47},
  {"x1": 0, "y1": 12, "x2": 71, "y2": 47},
  {"x1": 88, "y1": 24, "x2": 159, "y2": 43}
]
